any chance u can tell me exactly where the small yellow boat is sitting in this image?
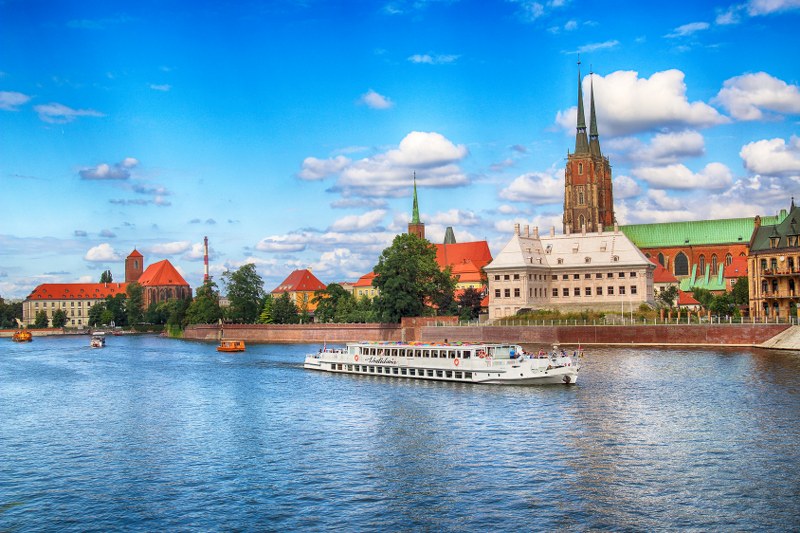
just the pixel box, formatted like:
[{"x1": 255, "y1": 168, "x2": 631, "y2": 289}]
[
  {"x1": 12, "y1": 330, "x2": 32, "y2": 342},
  {"x1": 217, "y1": 339, "x2": 246, "y2": 352}
]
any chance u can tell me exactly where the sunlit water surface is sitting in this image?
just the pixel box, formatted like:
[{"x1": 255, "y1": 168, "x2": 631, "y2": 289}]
[{"x1": 2, "y1": 335, "x2": 799, "y2": 531}]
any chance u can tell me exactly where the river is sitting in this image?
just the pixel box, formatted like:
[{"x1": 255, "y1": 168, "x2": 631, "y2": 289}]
[{"x1": 2, "y1": 334, "x2": 799, "y2": 531}]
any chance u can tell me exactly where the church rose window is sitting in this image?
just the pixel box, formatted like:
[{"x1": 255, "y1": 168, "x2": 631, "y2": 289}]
[{"x1": 674, "y1": 252, "x2": 689, "y2": 276}]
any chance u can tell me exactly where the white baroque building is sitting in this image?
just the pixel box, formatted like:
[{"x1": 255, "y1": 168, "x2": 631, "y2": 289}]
[{"x1": 485, "y1": 223, "x2": 655, "y2": 319}]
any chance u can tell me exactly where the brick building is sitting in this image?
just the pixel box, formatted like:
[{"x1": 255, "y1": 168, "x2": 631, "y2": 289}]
[{"x1": 271, "y1": 268, "x2": 327, "y2": 312}]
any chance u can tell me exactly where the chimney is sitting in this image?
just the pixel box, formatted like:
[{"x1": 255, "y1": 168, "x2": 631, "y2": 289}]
[
  {"x1": 533, "y1": 226, "x2": 539, "y2": 239},
  {"x1": 597, "y1": 222, "x2": 603, "y2": 234},
  {"x1": 550, "y1": 226, "x2": 555, "y2": 237},
  {"x1": 581, "y1": 223, "x2": 586, "y2": 235},
  {"x1": 203, "y1": 236, "x2": 210, "y2": 282},
  {"x1": 514, "y1": 223, "x2": 520, "y2": 235}
]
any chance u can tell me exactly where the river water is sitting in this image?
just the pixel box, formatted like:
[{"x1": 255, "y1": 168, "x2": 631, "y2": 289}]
[{"x1": 1, "y1": 334, "x2": 799, "y2": 531}]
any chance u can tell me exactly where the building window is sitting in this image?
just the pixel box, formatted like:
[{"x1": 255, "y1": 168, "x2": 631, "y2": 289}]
[
  {"x1": 608, "y1": 286, "x2": 614, "y2": 295},
  {"x1": 585, "y1": 287, "x2": 592, "y2": 296},
  {"x1": 574, "y1": 288, "x2": 580, "y2": 296},
  {"x1": 595, "y1": 273, "x2": 602, "y2": 279},
  {"x1": 495, "y1": 289, "x2": 501, "y2": 298},
  {"x1": 513, "y1": 274, "x2": 520, "y2": 280},
  {"x1": 761, "y1": 258, "x2": 768, "y2": 270},
  {"x1": 658, "y1": 253, "x2": 665, "y2": 266},
  {"x1": 619, "y1": 272, "x2": 626, "y2": 278},
  {"x1": 699, "y1": 255, "x2": 706, "y2": 273},
  {"x1": 578, "y1": 162, "x2": 583, "y2": 175},
  {"x1": 675, "y1": 252, "x2": 689, "y2": 276},
  {"x1": 504, "y1": 275, "x2": 510, "y2": 280},
  {"x1": 563, "y1": 288, "x2": 569, "y2": 297},
  {"x1": 573, "y1": 274, "x2": 580, "y2": 280},
  {"x1": 630, "y1": 272, "x2": 637, "y2": 278},
  {"x1": 552, "y1": 275, "x2": 558, "y2": 280},
  {"x1": 504, "y1": 289, "x2": 511, "y2": 297},
  {"x1": 619, "y1": 286, "x2": 626, "y2": 295},
  {"x1": 514, "y1": 288, "x2": 520, "y2": 297},
  {"x1": 562, "y1": 274, "x2": 569, "y2": 280},
  {"x1": 494, "y1": 275, "x2": 500, "y2": 280},
  {"x1": 553, "y1": 288, "x2": 558, "y2": 297},
  {"x1": 557, "y1": 258, "x2": 564, "y2": 264},
  {"x1": 631, "y1": 286, "x2": 637, "y2": 295},
  {"x1": 597, "y1": 286, "x2": 603, "y2": 295},
  {"x1": 771, "y1": 258, "x2": 778, "y2": 271},
  {"x1": 726, "y1": 253, "x2": 733, "y2": 266}
]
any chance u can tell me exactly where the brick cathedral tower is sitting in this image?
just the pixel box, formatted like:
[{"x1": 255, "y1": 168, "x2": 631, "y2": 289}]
[
  {"x1": 407, "y1": 172, "x2": 426, "y2": 239},
  {"x1": 563, "y1": 63, "x2": 614, "y2": 234},
  {"x1": 125, "y1": 249, "x2": 144, "y2": 282}
]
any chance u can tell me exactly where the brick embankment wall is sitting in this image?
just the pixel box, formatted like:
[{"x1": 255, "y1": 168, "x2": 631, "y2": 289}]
[
  {"x1": 183, "y1": 323, "x2": 404, "y2": 343},
  {"x1": 0, "y1": 328, "x2": 69, "y2": 338},
  {"x1": 419, "y1": 324, "x2": 792, "y2": 347}
]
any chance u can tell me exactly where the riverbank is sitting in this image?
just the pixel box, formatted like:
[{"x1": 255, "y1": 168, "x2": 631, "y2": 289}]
[{"x1": 181, "y1": 321, "x2": 797, "y2": 350}]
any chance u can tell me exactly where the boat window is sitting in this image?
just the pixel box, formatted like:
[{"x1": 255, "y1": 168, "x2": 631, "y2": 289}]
[
  {"x1": 401, "y1": 368, "x2": 407, "y2": 375},
  {"x1": 465, "y1": 372, "x2": 473, "y2": 379},
  {"x1": 369, "y1": 366, "x2": 375, "y2": 373},
  {"x1": 436, "y1": 370, "x2": 443, "y2": 377},
  {"x1": 455, "y1": 372, "x2": 463, "y2": 379},
  {"x1": 423, "y1": 350, "x2": 430, "y2": 358},
  {"x1": 347, "y1": 365, "x2": 353, "y2": 371},
  {"x1": 427, "y1": 370, "x2": 434, "y2": 377},
  {"x1": 392, "y1": 368, "x2": 399, "y2": 375},
  {"x1": 445, "y1": 371, "x2": 453, "y2": 378},
  {"x1": 409, "y1": 368, "x2": 416, "y2": 376}
]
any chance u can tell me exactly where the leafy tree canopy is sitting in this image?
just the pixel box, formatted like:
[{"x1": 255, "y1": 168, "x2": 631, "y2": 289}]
[
  {"x1": 457, "y1": 287, "x2": 484, "y2": 321},
  {"x1": 657, "y1": 285, "x2": 679, "y2": 308},
  {"x1": 222, "y1": 263, "x2": 266, "y2": 323},
  {"x1": 51, "y1": 309, "x2": 68, "y2": 328},
  {"x1": 34, "y1": 310, "x2": 49, "y2": 328},
  {"x1": 99, "y1": 270, "x2": 113, "y2": 283},
  {"x1": 731, "y1": 277, "x2": 749, "y2": 306},
  {"x1": 313, "y1": 283, "x2": 353, "y2": 323},
  {"x1": 126, "y1": 282, "x2": 145, "y2": 326},
  {"x1": 272, "y1": 292, "x2": 299, "y2": 324},
  {"x1": 185, "y1": 280, "x2": 222, "y2": 325}
]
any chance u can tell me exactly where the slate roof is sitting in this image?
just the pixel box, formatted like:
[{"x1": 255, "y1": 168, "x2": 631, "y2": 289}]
[
  {"x1": 27, "y1": 282, "x2": 129, "y2": 300},
  {"x1": 137, "y1": 260, "x2": 189, "y2": 287},
  {"x1": 272, "y1": 269, "x2": 326, "y2": 294},
  {"x1": 617, "y1": 212, "x2": 787, "y2": 248},
  {"x1": 750, "y1": 203, "x2": 800, "y2": 253}
]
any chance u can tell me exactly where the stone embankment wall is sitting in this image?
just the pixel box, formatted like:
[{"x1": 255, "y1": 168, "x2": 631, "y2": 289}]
[{"x1": 420, "y1": 324, "x2": 791, "y2": 347}]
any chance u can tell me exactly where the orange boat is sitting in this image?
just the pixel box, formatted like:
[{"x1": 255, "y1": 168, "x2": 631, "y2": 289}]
[
  {"x1": 12, "y1": 330, "x2": 32, "y2": 342},
  {"x1": 217, "y1": 340, "x2": 245, "y2": 352}
]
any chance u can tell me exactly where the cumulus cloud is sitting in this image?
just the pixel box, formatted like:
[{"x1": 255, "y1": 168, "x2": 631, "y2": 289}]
[
  {"x1": 34, "y1": 102, "x2": 104, "y2": 123},
  {"x1": 632, "y1": 162, "x2": 734, "y2": 190},
  {"x1": 298, "y1": 155, "x2": 350, "y2": 180},
  {"x1": 575, "y1": 40, "x2": 619, "y2": 53},
  {"x1": 556, "y1": 69, "x2": 728, "y2": 137},
  {"x1": 740, "y1": 136, "x2": 800, "y2": 177},
  {"x1": 182, "y1": 242, "x2": 208, "y2": 261},
  {"x1": 666, "y1": 21, "x2": 710, "y2": 37},
  {"x1": 408, "y1": 54, "x2": 460, "y2": 64},
  {"x1": 99, "y1": 229, "x2": 116, "y2": 238},
  {"x1": 359, "y1": 89, "x2": 393, "y2": 109},
  {"x1": 747, "y1": 0, "x2": 800, "y2": 15},
  {"x1": 256, "y1": 235, "x2": 309, "y2": 253},
  {"x1": 149, "y1": 84, "x2": 171, "y2": 92},
  {"x1": 84, "y1": 243, "x2": 122, "y2": 262},
  {"x1": 299, "y1": 131, "x2": 469, "y2": 197},
  {"x1": 0, "y1": 91, "x2": 31, "y2": 111},
  {"x1": 613, "y1": 175, "x2": 642, "y2": 199},
  {"x1": 427, "y1": 209, "x2": 483, "y2": 227},
  {"x1": 79, "y1": 157, "x2": 138, "y2": 180},
  {"x1": 499, "y1": 170, "x2": 563, "y2": 204},
  {"x1": 329, "y1": 210, "x2": 387, "y2": 232},
  {"x1": 713, "y1": 72, "x2": 800, "y2": 120},
  {"x1": 608, "y1": 130, "x2": 705, "y2": 165},
  {"x1": 150, "y1": 241, "x2": 192, "y2": 255}
]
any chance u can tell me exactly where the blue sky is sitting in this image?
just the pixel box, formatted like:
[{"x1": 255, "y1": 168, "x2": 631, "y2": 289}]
[{"x1": 2, "y1": 0, "x2": 799, "y2": 299}]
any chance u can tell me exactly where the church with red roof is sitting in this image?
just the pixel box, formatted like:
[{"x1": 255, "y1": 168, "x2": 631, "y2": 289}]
[{"x1": 271, "y1": 268, "x2": 327, "y2": 312}]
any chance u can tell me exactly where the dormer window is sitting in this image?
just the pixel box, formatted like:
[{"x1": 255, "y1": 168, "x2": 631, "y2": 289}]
[
  {"x1": 770, "y1": 237, "x2": 780, "y2": 248},
  {"x1": 585, "y1": 257, "x2": 591, "y2": 263},
  {"x1": 612, "y1": 255, "x2": 620, "y2": 262},
  {"x1": 557, "y1": 258, "x2": 564, "y2": 264}
]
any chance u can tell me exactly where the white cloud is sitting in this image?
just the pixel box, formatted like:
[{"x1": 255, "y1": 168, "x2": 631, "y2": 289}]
[
  {"x1": 34, "y1": 102, "x2": 104, "y2": 123},
  {"x1": 555, "y1": 69, "x2": 728, "y2": 136},
  {"x1": 256, "y1": 234, "x2": 309, "y2": 253},
  {"x1": 747, "y1": 0, "x2": 800, "y2": 16},
  {"x1": 0, "y1": 91, "x2": 31, "y2": 111},
  {"x1": 329, "y1": 210, "x2": 387, "y2": 232},
  {"x1": 499, "y1": 170, "x2": 563, "y2": 204},
  {"x1": 666, "y1": 21, "x2": 710, "y2": 37},
  {"x1": 713, "y1": 72, "x2": 800, "y2": 120},
  {"x1": 84, "y1": 243, "x2": 122, "y2": 262},
  {"x1": 408, "y1": 54, "x2": 460, "y2": 64},
  {"x1": 149, "y1": 84, "x2": 171, "y2": 92},
  {"x1": 359, "y1": 89, "x2": 393, "y2": 109},
  {"x1": 302, "y1": 131, "x2": 469, "y2": 197},
  {"x1": 613, "y1": 175, "x2": 642, "y2": 199},
  {"x1": 609, "y1": 130, "x2": 705, "y2": 165},
  {"x1": 182, "y1": 242, "x2": 208, "y2": 261},
  {"x1": 575, "y1": 40, "x2": 619, "y2": 53},
  {"x1": 79, "y1": 158, "x2": 138, "y2": 180},
  {"x1": 632, "y1": 162, "x2": 734, "y2": 190},
  {"x1": 647, "y1": 189, "x2": 684, "y2": 210},
  {"x1": 740, "y1": 136, "x2": 800, "y2": 176},
  {"x1": 149, "y1": 241, "x2": 192, "y2": 255},
  {"x1": 427, "y1": 209, "x2": 482, "y2": 227},
  {"x1": 298, "y1": 155, "x2": 350, "y2": 181}
]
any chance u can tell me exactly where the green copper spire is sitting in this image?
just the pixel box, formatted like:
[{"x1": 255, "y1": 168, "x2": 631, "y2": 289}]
[
  {"x1": 575, "y1": 60, "x2": 589, "y2": 154},
  {"x1": 589, "y1": 70, "x2": 601, "y2": 157},
  {"x1": 411, "y1": 172, "x2": 420, "y2": 224}
]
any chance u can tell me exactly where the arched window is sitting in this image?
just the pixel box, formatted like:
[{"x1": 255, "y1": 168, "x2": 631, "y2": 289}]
[
  {"x1": 657, "y1": 253, "x2": 665, "y2": 267},
  {"x1": 725, "y1": 253, "x2": 732, "y2": 266},
  {"x1": 762, "y1": 280, "x2": 769, "y2": 293},
  {"x1": 674, "y1": 252, "x2": 689, "y2": 276},
  {"x1": 578, "y1": 162, "x2": 583, "y2": 175},
  {"x1": 772, "y1": 279, "x2": 779, "y2": 292},
  {"x1": 579, "y1": 214, "x2": 586, "y2": 229},
  {"x1": 711, "y1": 254, "x2": 718, "y2": 274},
  {"x1": 578, "y1": 189, "x2": 585, "y2": 205},
  {"x1": 698, "y1": 255, "x2": 706, "y2": 273}
]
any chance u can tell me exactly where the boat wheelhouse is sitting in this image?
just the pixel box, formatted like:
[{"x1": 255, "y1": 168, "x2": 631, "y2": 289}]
[
  {"x1": 12, "y1": 330, "x2": 32, "y2": 342},
  {"x1": 217, "y1": 340, "x2": 246, "y2": 353},
  {"x1": 90, "y1": 334, "x2": 106, "y2": 348},
  {"x1": 304, "y1": 341, "x2": 580, "y2": 385}
]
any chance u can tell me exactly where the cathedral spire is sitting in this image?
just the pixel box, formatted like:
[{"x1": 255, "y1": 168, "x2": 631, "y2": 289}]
[
  {"x1": 589, "y1": 69, "x2": 601, "y2": 157},
  {"x1": 411, "y1": 171, "x2": 420, "y2": 224},
  {"x1": 575, "y1": 59, "x2": 589, "y2": 154}
]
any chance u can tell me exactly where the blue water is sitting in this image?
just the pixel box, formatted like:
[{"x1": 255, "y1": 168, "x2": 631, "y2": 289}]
[{"x1": 2, "y1": 335, "x2": 799, "y2": 531}]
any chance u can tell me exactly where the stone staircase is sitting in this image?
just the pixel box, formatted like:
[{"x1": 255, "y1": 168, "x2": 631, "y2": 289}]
[{"x1": 760, "y1": 325, "x2": 800, "y2": 350}]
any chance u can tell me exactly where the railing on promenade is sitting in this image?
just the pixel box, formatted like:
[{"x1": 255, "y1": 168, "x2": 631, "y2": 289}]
[{"x1": 432, "y1": 316, "x2": 799, "y2": 327}]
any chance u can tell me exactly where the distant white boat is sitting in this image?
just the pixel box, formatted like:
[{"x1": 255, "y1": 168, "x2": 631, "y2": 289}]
[
  {"x1": 304, "y1": 341, "x2": 580, "y2": 385},
  {"x1": 90, "y1": 334, "x2": 106, "y2": 348}
]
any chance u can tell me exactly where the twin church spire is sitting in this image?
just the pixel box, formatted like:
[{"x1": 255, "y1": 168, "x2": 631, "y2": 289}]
[{"x1": 574, "y1": 61, "x2": 602, "y2": 157}]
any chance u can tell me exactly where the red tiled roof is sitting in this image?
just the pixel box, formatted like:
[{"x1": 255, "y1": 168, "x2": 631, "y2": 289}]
[
  {"x1": 724, "y1": 256, "x2": 748, "y2": 279},
  {"x1": 137, "y1": 259, "x2": 189, "y2": 287},
  {"x1": 27, "y1": 282, "x2": 129, "y2": 300},
  {"x1": 272, "y1": 269, "x2": 326, "y2": 294},
  {"x1": 353, "y1": 272, "x2": 377, "y2": 288},
  {"x1": 650, "y1": 258, "x2": 678, "y2": 284},
  {"x1": 435, "y1": 241, "x2": 492, "y2": 271},
  {"x1": 127, "y1": 249, "x2": 143, "y2": 258},
  {"x1": 677, "y1": 290, "x2": 700, "y2": 306},
  {"x1": 450, "y1": 260, "x2": 484, "y2": 283}
]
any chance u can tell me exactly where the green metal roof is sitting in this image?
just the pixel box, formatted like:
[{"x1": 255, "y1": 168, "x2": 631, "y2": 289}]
[
  {"x1": 614, "y1": 212, "x2": 787, "y2": 248},
  {"x1": 679, "y1": 264, "x2": 727, "y2": 292}
]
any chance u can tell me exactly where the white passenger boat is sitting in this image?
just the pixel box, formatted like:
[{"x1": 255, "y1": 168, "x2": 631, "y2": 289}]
[
  {"x1": 90, "y1": 333, "x2": 106, "y2": 348},
  {"x1": 304, "y1": 341, "x2": 580, "y2": 385}
]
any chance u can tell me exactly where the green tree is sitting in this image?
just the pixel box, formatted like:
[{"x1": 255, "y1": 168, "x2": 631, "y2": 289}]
[
  {"x1": 691, "y1": 287, "x2": 714, "y2": 309},
  {"x1": 312, "y1": 283, "x2": 353, "y2": 323},
  {"x1": 51, "y1": 308, "x2": 68, "y2": 328},
  {"x1": 731, "y1": 277, "x2": 749, "y2": 306},
  {"x1": 144, "y1": 301, "x2": 170, "y2": 325},
  {"x1": 34, "y1": 310, "x2": 49, "y2": 328},
  {"x1": 373, "y1": 233, "x2": 452, "y2": 322},
  {"x1": 272, "y1": 292, "x2": 299, "y2": 324},
  {"x1": 166, "y1": 297, "x2": 190, "y2": 327},
  {"x1": 126, "y1": 282, "x2": 145, "y2": 326},
  {"x1": 0, "y1": 296, "x2": 23, "y2": 328},
  {"x1": 222, "y1": 263, "x2": 266, "y2": 323},
  {"x1": 457, "y1": 287, "x2": 484, "y2": 321},
  {"x1": 99, "y1": 270, "x2": 113, "y2": 283},
  {"x1": 710, "y1": 292, "x2": 738, "y2": 317},
  {"x1": 657, "y1": 285, "x2": 679, "y2": 308},
  {"x1": 88, "y1": 303, "x2": 106, "y2": 326},
  {"x1": 258, "y1": 294, "x2": 275, "y2": 324},
  {"x1": 185, "y1": 280, "x2": 223, "y2": 325},
  {"x1": 104, "y1": 293, "x2": 128, "y2": 327},
  {"x1": 347, "y1": 295, "x2": 376, "y2": 323},
  {"x1": 429, "y1": 267, "x2": 458, "y2": 316}
]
